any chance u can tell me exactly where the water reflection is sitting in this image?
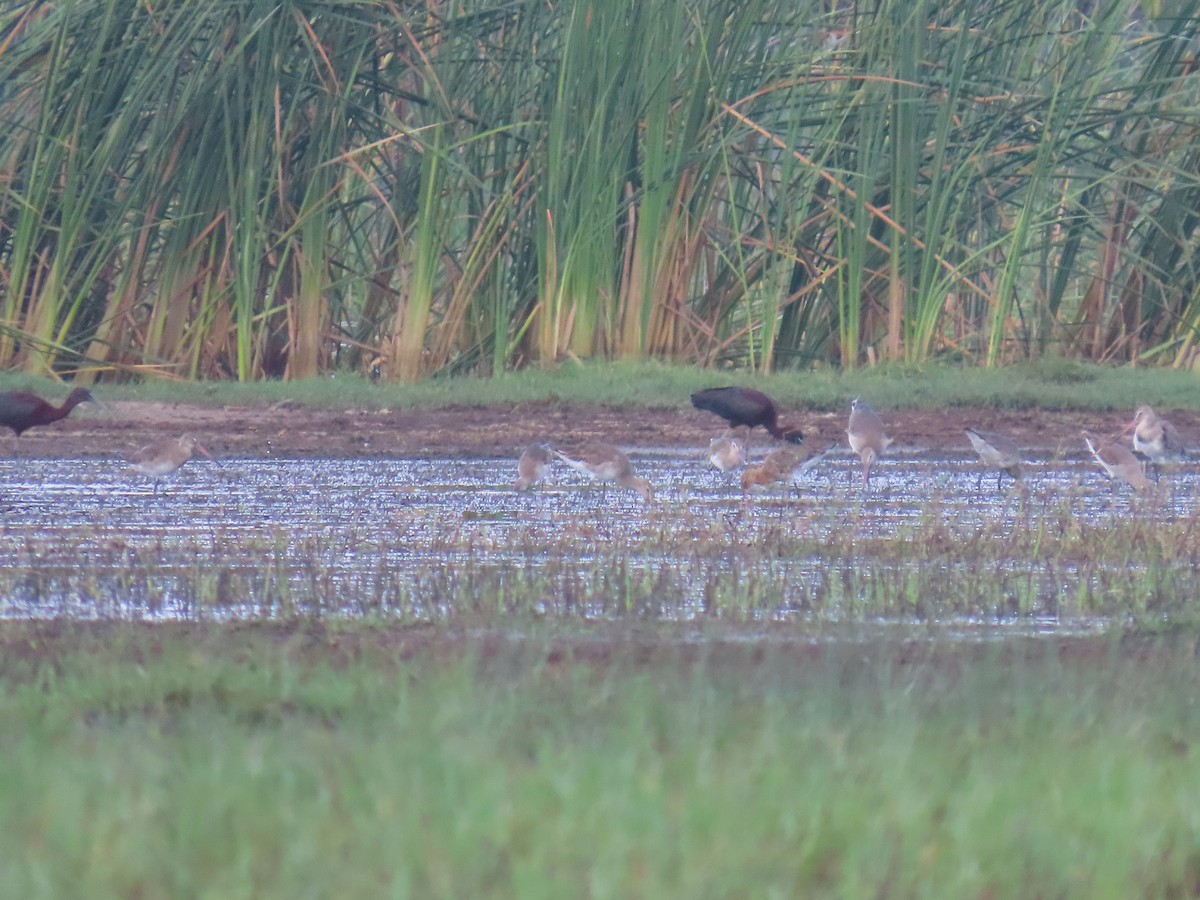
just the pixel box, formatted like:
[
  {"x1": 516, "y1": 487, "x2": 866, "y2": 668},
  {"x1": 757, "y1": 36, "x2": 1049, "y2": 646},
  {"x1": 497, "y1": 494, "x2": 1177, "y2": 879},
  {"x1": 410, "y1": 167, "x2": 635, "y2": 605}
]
[{"x1": 0, "y1": 449, "x2": 1193, "y2": 623}]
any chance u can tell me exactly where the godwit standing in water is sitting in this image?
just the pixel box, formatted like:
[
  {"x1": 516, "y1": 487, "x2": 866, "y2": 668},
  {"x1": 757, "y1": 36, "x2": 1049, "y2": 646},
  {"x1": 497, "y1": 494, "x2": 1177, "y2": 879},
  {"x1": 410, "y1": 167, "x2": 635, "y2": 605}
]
[
  {"x1": 964, "y1": 428, "x2": 1024, "y2": 492},
  {"x1": 552, "y1": 442, "x2": 653, "y2": 502},
  {"x1": 0, "y1": 388, "x2": 94, "y2": 438},
  {"x1": 847, "y1": 398, "x2": 892, "y2": 488},
  {"x1": 1123, "y1": 406, "x2": 1185, "y2": 481},
  {"x1": 690, "y1": 387, "x2": 803, "y2": 446},
  {"x1": 514, "y1": 443, "x2": 553, "y2": 491},
  {"x1": 1082, "y1": 431, "x2": 1150, "y2": 493},
  {"x1": 127, "y1": 434, "x2": 211, "y2": 494},
  {"x1": 708, "y1": 430, "x2": 748, "y2": 475},
  {"x1": 741, "y1": 440, "x2": 834, "y2": 494}
]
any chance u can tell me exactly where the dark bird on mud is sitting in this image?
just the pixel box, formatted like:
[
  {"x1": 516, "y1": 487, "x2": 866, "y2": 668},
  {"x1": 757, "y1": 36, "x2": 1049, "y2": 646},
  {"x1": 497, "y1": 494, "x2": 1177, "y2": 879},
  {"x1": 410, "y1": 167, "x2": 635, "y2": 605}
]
[
  {"x1": 0, "y1": 387, "x2": 94, "y2": 437},
  {"x1": 847, "y1": 398, "x2": 892, "y2": 488},
  {"x1": 514, "y1": 443, "x2": 553, "y2": 491},
  {"x1": 964, "y1": 428, "x2": 1024, "y2": 492},
  {"x1": 127, "y1": 434, "x2": 211, "y2": 495},
  {"x1": 552, "y1": 442, "x2": 654, "y2": 502},
  {"x1": 690, "y1": 387, "x2": 803, "y2": 445}
]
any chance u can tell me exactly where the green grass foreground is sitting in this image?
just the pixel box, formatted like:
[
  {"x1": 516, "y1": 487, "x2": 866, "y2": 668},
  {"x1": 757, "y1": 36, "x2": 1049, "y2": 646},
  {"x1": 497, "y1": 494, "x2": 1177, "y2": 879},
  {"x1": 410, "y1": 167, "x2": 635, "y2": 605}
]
[
  {"x1": 4, "y1": 358, "x2": 1200, "y2": 413},
  {"x1": 2, "y1": 624, "x2": 1199, "y2": 898}
]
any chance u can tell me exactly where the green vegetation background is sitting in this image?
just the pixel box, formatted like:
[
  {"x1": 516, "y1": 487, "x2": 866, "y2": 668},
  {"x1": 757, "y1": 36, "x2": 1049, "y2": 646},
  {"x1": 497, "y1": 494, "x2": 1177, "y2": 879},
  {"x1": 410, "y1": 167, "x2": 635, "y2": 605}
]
[
  {"x1": 3, "y1": 358, "x2": 1199, "y2": 411},
  {"x1": 3, "y1": 0, "x2": 1200, "y2": 380}
]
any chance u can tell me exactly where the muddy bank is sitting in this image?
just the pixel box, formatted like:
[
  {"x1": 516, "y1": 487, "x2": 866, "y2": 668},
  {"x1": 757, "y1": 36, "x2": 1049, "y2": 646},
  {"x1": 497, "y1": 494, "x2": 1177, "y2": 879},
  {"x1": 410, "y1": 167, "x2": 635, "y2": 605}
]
[{"x1": 3, "y1": 400, "x2": 1191, "y2": 458}]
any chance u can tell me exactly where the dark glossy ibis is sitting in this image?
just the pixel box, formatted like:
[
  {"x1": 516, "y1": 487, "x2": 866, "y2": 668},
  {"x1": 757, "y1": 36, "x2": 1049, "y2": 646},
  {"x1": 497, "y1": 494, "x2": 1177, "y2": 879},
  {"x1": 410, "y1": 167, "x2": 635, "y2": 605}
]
[
  {"x1": 690, "y1": 387, "x2": 803, "y2": 444},
  {"x1": 0, "y1": 387, "x2": 94, "y2": 437}
]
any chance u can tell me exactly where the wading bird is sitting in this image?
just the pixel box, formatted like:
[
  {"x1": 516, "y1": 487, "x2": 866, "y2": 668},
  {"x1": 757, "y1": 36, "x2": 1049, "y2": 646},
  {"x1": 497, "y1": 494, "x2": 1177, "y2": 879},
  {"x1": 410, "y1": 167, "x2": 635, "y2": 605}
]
[
  {"x1": 708, "y1": 431, "x2": 748, "y2": 474},
  {"x1": 847, "y1": 398, "x2": 892, "y2": 488},
  {"x1": 1123, "y1": 406, "x2": 1185, "y2": 481},
  {"x1": 514, "y1": 443, "x2": 553, "y2": 491},
  {"x1": 1082, "y1": 430, "x2": 1149, "y2": 493},
  {"x1": 741, "y1": 440, "x2": 834, "y2": 494},
  {"x1": 128, "y1": 434, "x2": 211, "y2": 494},
  {"x1": 552, "y1": 442, "x2": 654, "y2": 502},
  {"x1": 0, "y1": 387, "x2": 94, "y2": 438},
  {"x1": 964, "y1": 428, "x2": 1024, "y2": 492},
  {"x1": 690, "y1": 387, "x2": 803, "y2": 445}
]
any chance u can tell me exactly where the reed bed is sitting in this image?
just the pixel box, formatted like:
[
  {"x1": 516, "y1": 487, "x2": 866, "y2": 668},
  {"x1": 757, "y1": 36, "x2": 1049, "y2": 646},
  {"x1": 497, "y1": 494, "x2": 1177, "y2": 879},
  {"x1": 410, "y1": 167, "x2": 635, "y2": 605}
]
[{"x1": 2, "y1": 0, "x2": 1199, "y2": 381}]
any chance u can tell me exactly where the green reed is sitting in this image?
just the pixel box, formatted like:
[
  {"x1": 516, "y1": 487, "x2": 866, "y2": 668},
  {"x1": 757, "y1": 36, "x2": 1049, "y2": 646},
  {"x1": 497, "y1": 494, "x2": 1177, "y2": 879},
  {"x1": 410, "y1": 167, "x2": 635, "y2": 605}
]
[{"x1": 2, "y1": 1, "x2": 1199, "y2": 380}]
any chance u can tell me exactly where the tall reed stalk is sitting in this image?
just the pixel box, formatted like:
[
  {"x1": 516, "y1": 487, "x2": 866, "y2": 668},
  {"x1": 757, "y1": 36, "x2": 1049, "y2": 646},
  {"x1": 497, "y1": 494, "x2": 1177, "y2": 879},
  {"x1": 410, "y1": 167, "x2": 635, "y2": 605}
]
[{"x1": 0, "y1": 0, "x2": 1197, "y2": 380}]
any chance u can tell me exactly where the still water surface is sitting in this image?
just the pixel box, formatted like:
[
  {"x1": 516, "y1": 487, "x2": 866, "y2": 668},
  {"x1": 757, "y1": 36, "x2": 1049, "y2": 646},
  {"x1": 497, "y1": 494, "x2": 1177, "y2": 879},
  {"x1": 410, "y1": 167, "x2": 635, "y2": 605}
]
[{"x1": 0, "y1": 448, "x2": 1192, "y2": 628}]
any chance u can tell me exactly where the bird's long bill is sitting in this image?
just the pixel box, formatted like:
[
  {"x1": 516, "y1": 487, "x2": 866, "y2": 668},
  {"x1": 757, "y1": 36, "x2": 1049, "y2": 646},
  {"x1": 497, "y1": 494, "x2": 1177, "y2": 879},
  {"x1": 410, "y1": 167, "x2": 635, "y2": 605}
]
[{"x1": 195, "y1": 444, "x2": 213, "y2": 459}]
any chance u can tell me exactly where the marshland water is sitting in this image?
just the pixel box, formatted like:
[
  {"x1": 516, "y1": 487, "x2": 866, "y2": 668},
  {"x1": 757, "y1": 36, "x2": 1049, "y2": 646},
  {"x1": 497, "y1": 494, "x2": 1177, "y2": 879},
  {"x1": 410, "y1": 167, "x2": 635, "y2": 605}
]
[{"x1": 0, "y1": 446, "x2": 1194, "y2": 630}]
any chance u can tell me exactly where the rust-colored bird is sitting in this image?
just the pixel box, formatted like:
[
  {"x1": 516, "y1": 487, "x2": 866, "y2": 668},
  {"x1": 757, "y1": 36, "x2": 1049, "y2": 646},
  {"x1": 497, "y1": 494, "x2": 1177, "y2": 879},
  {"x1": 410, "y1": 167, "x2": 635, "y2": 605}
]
[
  {"x1": 552, "y1": 442, "x2": 654, "y2": 502},
  {"x1": 127, "y1": 434, "x2": 211, "y2": 494},
  {"x1": 690, "y1": 387, "x2": 803, "y2": 445},
  {"x1": 964, "y1": 428, "x2": 1023, "y2": 492},
  {"x1": 514, "y1": 443, "x2": 553, "y2": 491},
  {"x1": 1082, "y1": 430, "x2": 1150, "y2": 493},
  {"x1": 0, "y1": 387, "x2": 94, "y2": 437},
  {"x1": 741, "y1": 440, "x2": 834, "y2": 493},
  {"x1": 847, "y1": 398, "x2": 892, "y2": 488}
]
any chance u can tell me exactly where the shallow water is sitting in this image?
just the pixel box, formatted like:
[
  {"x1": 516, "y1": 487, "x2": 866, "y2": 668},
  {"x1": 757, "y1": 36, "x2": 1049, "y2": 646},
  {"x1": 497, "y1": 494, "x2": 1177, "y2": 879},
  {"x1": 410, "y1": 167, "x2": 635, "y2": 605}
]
[{"x1": 0, "y1": 449, "x2": 1194, "y2": 625}]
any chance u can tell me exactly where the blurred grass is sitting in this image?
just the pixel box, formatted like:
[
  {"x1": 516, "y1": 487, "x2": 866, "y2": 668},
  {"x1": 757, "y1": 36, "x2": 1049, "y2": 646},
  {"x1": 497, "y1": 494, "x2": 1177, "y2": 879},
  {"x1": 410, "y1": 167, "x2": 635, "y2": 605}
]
[
  {"x1": 1, "y1": 623, "x2": 1199, "y2": 897},
  {"x1": 3, "y1": 359, "x2": 1199, "y2": 412}
]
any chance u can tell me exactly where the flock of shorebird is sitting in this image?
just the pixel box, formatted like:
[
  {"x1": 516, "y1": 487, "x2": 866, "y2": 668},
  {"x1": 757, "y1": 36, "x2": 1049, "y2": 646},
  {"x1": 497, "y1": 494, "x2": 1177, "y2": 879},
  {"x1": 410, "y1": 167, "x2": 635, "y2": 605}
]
[
  {"x1": 517, "y1": 387, "x2": 1189, "y2": 501},
  {"x1": 0, "y1": 384, "x2": 1187, "y2": 500}
]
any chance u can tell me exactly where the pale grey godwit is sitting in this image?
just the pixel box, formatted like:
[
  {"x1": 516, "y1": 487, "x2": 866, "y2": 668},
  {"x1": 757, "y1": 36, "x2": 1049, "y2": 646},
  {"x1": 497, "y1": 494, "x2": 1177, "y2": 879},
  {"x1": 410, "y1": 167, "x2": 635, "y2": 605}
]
[
  {"x1": 708, "y1": 431, "x2": 748, "y2": 474},
  {"x1": 552, "y1": 442, "x2": 654, "y2": 502},
  {"x1": 847, "y1": 399, "x2": 892, "y2": 488},
  {"x1": 1124, "y1": 406, "x2": 1185, "y2": 481},
  {"x1": 127, "y1": 434, "x2": 211, "y2": 494},
  {"x1": 964, "y1": 428, "x2": 1024, "y2": 491},
  {"x1": 514, "y1": 443, "x2": 553, "y2": 491},
  {"x1": 1082, "y1": 430, "x2": 1150, "y2": 492}
]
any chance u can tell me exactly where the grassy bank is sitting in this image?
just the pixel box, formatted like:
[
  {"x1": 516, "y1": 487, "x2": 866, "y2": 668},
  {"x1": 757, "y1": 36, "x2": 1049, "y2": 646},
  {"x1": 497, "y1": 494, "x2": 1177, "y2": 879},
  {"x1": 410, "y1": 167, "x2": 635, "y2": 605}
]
[
  {"x1": 1, "y1": 624, "x2": 1198, "y2": 897},
  {"x1": 3, "y1": 359, "x2": 1200, "y2": 413}
]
